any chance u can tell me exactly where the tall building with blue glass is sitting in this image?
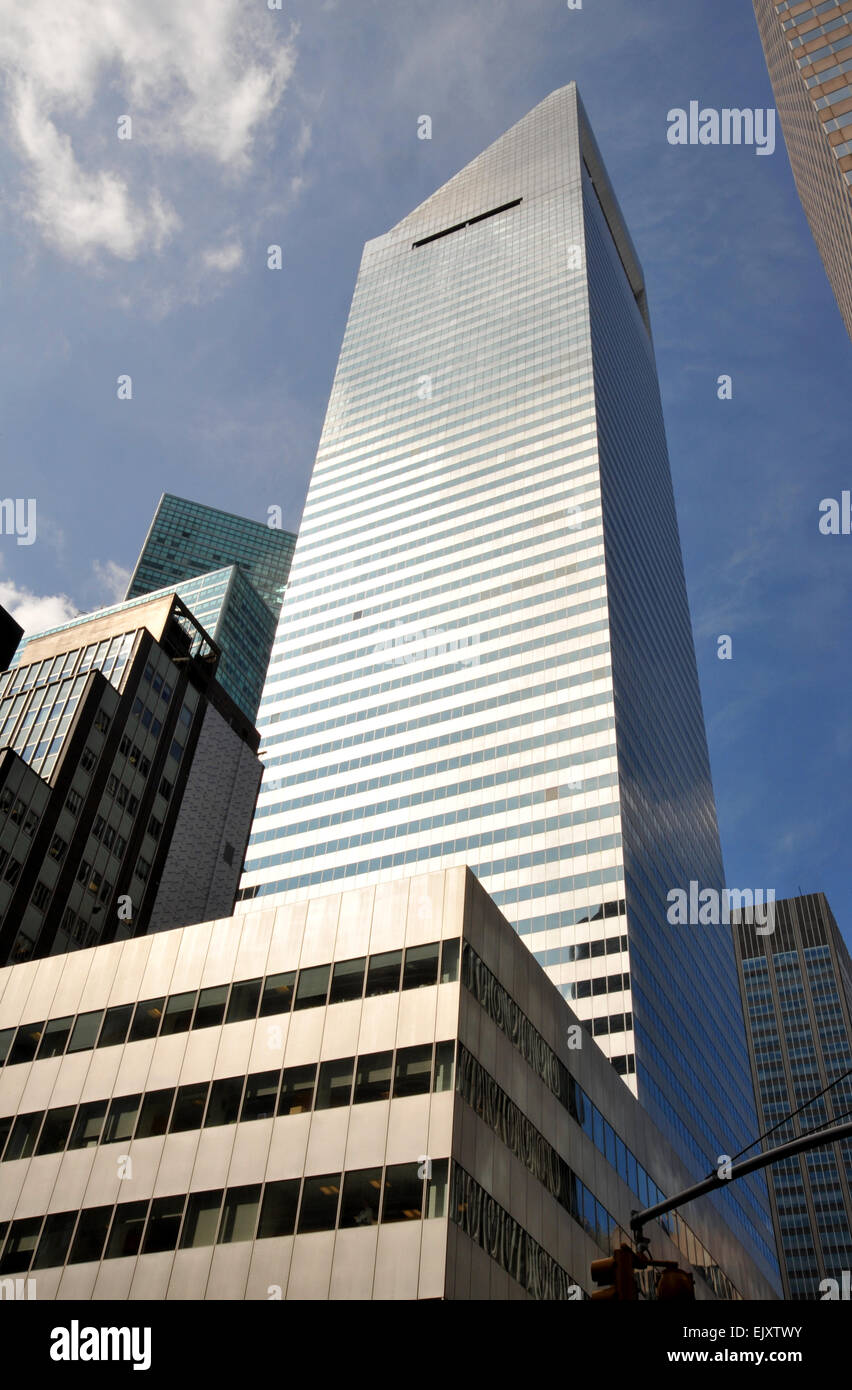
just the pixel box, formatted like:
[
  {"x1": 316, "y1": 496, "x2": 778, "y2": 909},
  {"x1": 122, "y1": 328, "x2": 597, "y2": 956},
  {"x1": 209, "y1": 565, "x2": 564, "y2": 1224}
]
[
  {"x1": 126, "y1": 495, "x2": 296, "y2": 721},
  {"x1": 236, "y1": 85, "x2": 778, "y2": 1288},
  {"x1": 734, "y1": 893, "x2": 852, "y2": 1299}
]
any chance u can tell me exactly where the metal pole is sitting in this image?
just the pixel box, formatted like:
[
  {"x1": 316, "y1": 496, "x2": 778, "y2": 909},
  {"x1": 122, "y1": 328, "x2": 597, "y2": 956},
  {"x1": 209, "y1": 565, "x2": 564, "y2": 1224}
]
[{"x1": 631, "y1": 1117, "x2": 852, "y2": 1239}]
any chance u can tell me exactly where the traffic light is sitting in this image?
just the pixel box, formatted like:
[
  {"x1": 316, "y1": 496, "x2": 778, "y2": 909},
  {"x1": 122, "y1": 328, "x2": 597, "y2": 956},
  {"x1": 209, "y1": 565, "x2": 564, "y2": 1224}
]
[
  {"x1": 656, "y1": 1265, "x2": 695, "y2": 1301},
  {"x1": 590, "y1": 1244, "x2": 640, "y2": 1300}
]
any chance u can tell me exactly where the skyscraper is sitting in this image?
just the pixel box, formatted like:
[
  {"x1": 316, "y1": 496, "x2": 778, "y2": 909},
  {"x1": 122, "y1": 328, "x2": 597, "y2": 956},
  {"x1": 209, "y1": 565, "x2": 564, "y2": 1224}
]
[
  {"x1": 0, "y1": 591, "x2": 262, "y2": 962},
  {"x1": 126, "y1": 496, "x2": 296, "y2": 722},
  {"x1": 753, "y1": 0, "x2": 852, "y2": 338},
  {"x1": 127, "y1": 494, "x2": 296, "y2": 618},
  {"x1": 237, "y1": 86, "x2": 777, "y2": 1285},
  {"x1": 734, "y1": 893, "x2": 852, "y2": 1299}
]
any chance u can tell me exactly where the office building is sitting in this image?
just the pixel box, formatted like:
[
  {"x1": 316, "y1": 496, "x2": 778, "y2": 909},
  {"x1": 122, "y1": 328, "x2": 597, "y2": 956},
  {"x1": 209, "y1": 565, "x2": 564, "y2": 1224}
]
[
  {"x1": 734, "y1": 892, "x2": 852, "y2": 1299},
  {"x1": 122, "y1": 568, "x2": 276, "y2": 725},
  {"x1": 126, "y1": 497, "x2": 296, "y2": 724},
  {"x1": 0, "y1": 866, "x2": 777, "y2": 1300},
  {"x1": 0, "y1": 591, "x2": 262, "y2": 963},
  {"x1": 235, "y1": 85, "x2": 777, "y2": 1286},
  {"x1": 127, "y1": 494, "x2": 296, "y2": 618},
  {"x1": 0, "y1": 608, "x2": 22, "y2": 673},
  {"x1": 753, "y1": 0, "x2": 852, "y2": 338}
]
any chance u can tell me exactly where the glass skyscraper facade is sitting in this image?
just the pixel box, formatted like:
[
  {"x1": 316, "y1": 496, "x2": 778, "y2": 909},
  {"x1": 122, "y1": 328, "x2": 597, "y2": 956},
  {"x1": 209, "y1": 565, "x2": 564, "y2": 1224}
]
[
  {"x1": 237, "y1": 86, "x2": 777, "y2": 1285},
  {"x1": 124, "y1": 567, "x2": 276, "y2": 724},
  {"x1": 753, "y1": 0, "x2": 852, "y2": 338},
  {"x1": 127, "y1": 494, "x2": 296, "y2": 619},
  {"x1": 734, "y1": 893, "x2": 852, "y2": 1299}
]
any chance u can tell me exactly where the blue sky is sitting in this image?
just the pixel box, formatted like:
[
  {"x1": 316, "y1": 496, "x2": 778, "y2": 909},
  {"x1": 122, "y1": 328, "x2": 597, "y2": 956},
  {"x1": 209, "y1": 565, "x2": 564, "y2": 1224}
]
[{"x1": 0, "y1": 0, "x2": 850, "y2": 938}]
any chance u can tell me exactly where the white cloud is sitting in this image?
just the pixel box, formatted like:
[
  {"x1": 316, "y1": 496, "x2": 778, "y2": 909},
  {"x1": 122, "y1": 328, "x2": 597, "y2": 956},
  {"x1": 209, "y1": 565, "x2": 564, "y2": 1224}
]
[
  {"x1": 0, "y1": 0, "x2": 298, "y2": 263},
  {"x1": 91, "y1": 559, "x2": 131, "y2": 603},
  {"x1": 0, "y1": 577, "x2": 78, "y2": 638},
  {"x1": 202, "y1": 240, "x2": 244, "y2": 274}
]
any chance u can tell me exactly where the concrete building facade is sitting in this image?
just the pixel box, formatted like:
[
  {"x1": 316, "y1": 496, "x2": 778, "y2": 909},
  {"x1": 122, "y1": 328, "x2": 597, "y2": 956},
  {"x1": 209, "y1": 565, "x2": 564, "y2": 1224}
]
[{"x1": 0, "y1": 868, "x2": 778, "y2": 1300}]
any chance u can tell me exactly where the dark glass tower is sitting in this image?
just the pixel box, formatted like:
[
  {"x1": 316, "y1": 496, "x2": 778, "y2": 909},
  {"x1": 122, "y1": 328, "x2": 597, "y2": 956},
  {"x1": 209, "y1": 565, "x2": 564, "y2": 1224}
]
[
  {"x1": 127, "y1": 494, "x2": 296, "y2": 619},
  {"x1": 126, "y1": 495, "x2": 297, "y2": 721},
  {"x1": 237, "y1": 85, "x2": 778, "y2": 1286}
]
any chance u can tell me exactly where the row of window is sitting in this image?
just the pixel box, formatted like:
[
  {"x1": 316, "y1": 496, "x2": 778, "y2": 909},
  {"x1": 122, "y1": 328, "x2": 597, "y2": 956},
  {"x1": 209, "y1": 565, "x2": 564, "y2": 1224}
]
[
  {"x1": 0, "y1": 1041, "x2": 456, "y2": 1163},
  {"x1": 261, "y1": 535, "x2": 607, "y2": 713},
  {"x1": 246, "y1": 789, "x2": 619, "y2": 875},
  {"x1": 0, "y1": 634, "x2": 135, "y2": 701},
  {"x1": 0, "y1": 937, "x2": 461, "y2": 1069},
  {"x1": 0, "y1": 789, "x2": 39, "y2": 836},
  {"x1": 0, "y1": 1159, "x2": 449, "y2": 1276},
  {"x1": 460, "y1": 941, "x2": 740, "y2": 1300}
]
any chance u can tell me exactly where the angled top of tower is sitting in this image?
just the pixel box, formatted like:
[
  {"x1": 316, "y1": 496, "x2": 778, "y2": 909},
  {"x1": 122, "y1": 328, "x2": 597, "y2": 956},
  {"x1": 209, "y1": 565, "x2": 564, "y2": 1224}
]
[{"x1": 378, "y1": 83, "x2": 648, "y2": 329}]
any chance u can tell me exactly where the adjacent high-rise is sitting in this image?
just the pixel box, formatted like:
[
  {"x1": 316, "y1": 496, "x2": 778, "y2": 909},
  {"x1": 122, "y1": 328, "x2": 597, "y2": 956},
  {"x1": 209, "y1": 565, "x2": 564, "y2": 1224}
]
[
  {"x1": 0, "y1": 591, "x2": 262, "y2": 962},
  {"x1": 126, "y1": 496, "x2": 297, "y2": 721},
  {"x1": 734, "y1": 893, "x2": 852, "y2": 1299},
  {"x1": 753, "y1": 0, "x2": 852, "y2": 338},
  {"x1": 236, "y1": 86, "x2": 778, "y2": 1286}
]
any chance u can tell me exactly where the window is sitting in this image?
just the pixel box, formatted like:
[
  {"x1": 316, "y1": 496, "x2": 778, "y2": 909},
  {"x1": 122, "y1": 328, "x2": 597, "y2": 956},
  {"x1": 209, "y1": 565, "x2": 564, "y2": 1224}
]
[
  {"x1": 205, "y1": 1077, "x2": 243, "y2": 1128},
  {"x1": 315, "y1": 1057, "x2": 354, "y2": 1110},
  {"x1": 169, "y1": 739, "x2": 184, "y2": 763},
  {"x1": 148, "y1": 816, "x2": 163, "y2": 841},
  {"x1": 105, "y1": 1201, "x2": 149, "y2": 1260},
  {"x1": 32, "y1": 1212, "x2": 76, "y2": 1271},
  {"x1": 127, "y1": 794, "x2": 139, "y2": 816},
  {"x1": 258, "y1": 972, "x2": 295, "y2": 1017},
  {"x1": 217, "y1": 1185, "x2": 261, "y2": 1244},
  {"x1": 328, "y1": 957, "x2": 365, "y2": 1005},
  {"x1": 339, "y1": 1168, "x2": 382, "y2": 1228},
  {"x1": 180, "y1": 1191, "x2": 223, "y2": 1250},
  {"x1": 31, "y1": 880, "x2": 51, "y2": 911},
  {"x1": 170, "y1": 1082, "x2": 209, "y2": 1133},
  {"x1": 67, "y1": 1010, "x2": 104, "y2": 1053},
  {"x1": 293, "y1": 964, "x2": 329, "y2": 1012},
  {"x1": 97, "y1": 1003, "x2": 133, "y2": 1049},
  {"x1": 0, "y1": 1217, "x2": 43, "y2": 1274},
  {"x1": 35, "y1": 1106, "x2": 76, "y2": 1156},
  {"x1": 80, "y1": 746, "x2": 97, "y2": 772},
  {"x1": 3, "y1": 856, "x2": 22, "y2": 886},
  {"x1": 135, "y1": 1088, "x2": 175, "y2": 1139},
  {"x1": 128, "y1": 997, "x2": 164, "y2": 1042},
  {"x1": 142, "y1": 1195, "x2": 185, "y2": 1254},
  {"x1": 365, "y1": 950, "x2": 402, "y2": 997},
  {"x1": 434, "y1": 1040, "x2": 455, "y2": 1092},
  {"x1": 225, "y1": 977, "x2": 261, "y2": 1024},
  {"x1": 194, "y1": 985, "x2": 228, "y2": 1031},
  {"x1": 106, "y1": 774, "x2": 119, "y2": 796},
  {"x1": 394, "y1": 1044, "x2": 433, "y2": 1098},
  {"x1": 159, "y1": 775, "x2": 173, "y2": 800},
  {"x1": 68, "y1": 1101, "x2": 107, "y2": 1150},
  {"x1": 0, "y1": 1028, "x2": 15, "y2": 1066},
  {"x1": 48, "y1": 833, "x2": 67, "y2": 862},
  {"x1": 9, "y1": 797, "x2": 25, "y2": 825},
  {"x1": 381, "y1": 1162, "x2": 424, "y2": 1222},
  {"x1": 160, "y1": 991, "x2": 196, "y2": 1036},
  {"x1": 36, "y1": 1015, "x2": 72, "y2": 1060},
  {"x1": 426, "y1": 1158, "x2": 449, "y2": 1218},
  {"x1": 68, "y1": 1206, "x2": 112, "y2": 1264},
  {"x1": 116, "y1": 784, "x2": 128, "y2": 808},
  {"x1": 3, "y1": 1112, "x2": 43, "y2": 1162},
  {"x1": 8, "y1": 1022, "x2": 43, "y2": 1066},
  {"x1": 257, "y1": 1180, "x2": 299, "y2": 1239},
  {"x1": 240, "y1": 1071, "x2": 280, "y2": 1123},
  {"x1": 277, "y1": 1064, "x2": 316, "y2": 1116},
  {"x1": 65, "y1": 788, "x2": 83, "y2": 815},
  {"x1": 354, "y1": 1051, "x2": 393, "y2": 1104},
  {"x1": 102, "y1": 1094, "x2": 141, "y2": 1145},
  {"x1": 440, "y1": 938, "x2": 460, "y2": 983},
  {"x1": 297, "y1": 1174, "x2": 341, "y2": 1233},
  {"x1": 402, "y1": 943, "x2": 439, "y2": 991},
  {"x1": 22, "y1": 810, "x2": 39, "y2": 837}
]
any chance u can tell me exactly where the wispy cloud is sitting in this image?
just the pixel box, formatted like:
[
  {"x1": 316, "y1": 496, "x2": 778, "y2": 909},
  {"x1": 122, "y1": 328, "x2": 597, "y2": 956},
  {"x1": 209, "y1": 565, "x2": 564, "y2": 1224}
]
[{"x1": 0, "y1": 0, "x2": 299, "y2": 270}]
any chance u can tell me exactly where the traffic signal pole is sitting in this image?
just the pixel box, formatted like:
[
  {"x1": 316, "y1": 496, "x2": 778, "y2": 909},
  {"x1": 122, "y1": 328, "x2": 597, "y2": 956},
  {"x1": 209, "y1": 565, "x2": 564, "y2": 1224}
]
[{"x1": 630, "y1": 1116, "x2": 852, "y2": 1245}]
